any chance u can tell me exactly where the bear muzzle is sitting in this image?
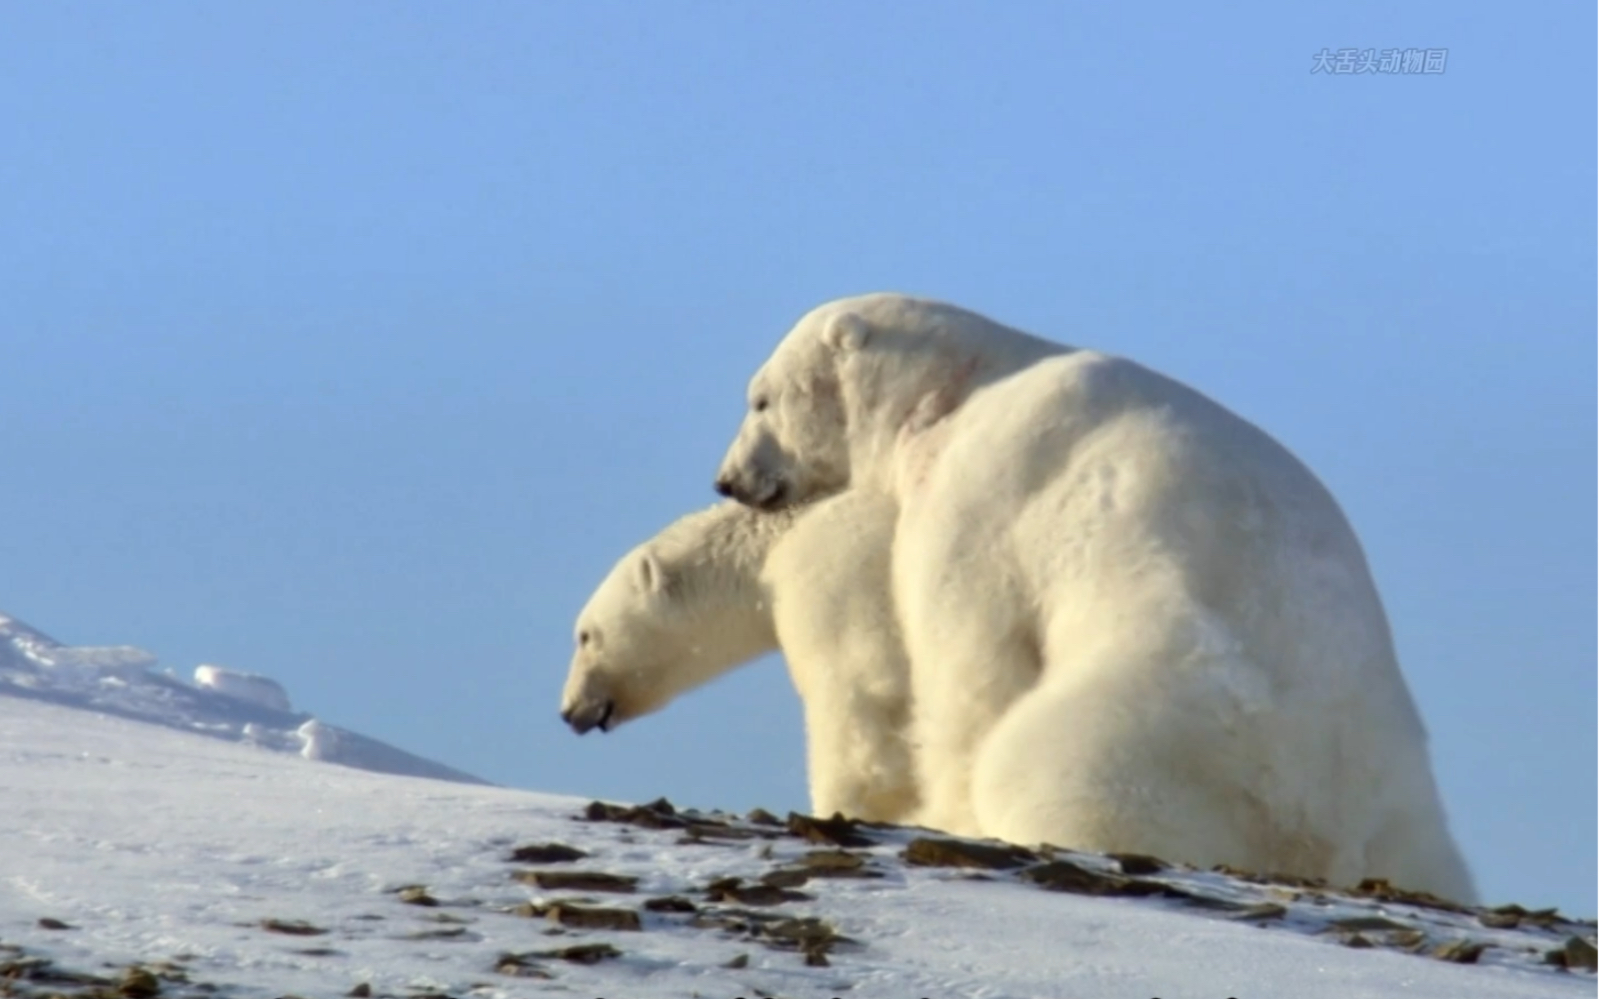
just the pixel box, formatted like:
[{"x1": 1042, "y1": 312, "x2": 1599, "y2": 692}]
[
  {"x1": 560, "y1": 698, "x2": 616, "y2": 735},
  {"x1": 713, "y1": 473, "x2": 786, "y2": 511}
]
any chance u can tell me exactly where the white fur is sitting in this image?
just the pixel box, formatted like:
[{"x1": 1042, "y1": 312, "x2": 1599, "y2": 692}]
[
  {"x1": 714, "y1": 292, "x2": 1476, "y2": 901},
  {"x1": 558, "y1": 492, "x2": 917, "y2": 822}
]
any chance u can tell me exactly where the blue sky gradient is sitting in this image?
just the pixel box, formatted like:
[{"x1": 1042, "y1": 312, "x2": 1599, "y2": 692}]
[{"x1": 1, "y1": 3, "x2": 1592, "y2": 913}]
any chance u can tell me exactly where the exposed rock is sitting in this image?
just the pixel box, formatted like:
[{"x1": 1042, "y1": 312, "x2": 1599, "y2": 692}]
[
  {"x1": 260, "y1": 918, "x2": 328, "y2": 936},
  {"x1": 643, "y1": 895, "x2": 699, "y2": 913},
  {"x1": 1481, "y1": 903, "x2": 1568, "y2": 930},
  {"x1": 796, "y1": 849, "x2": 881, "y2": 878},
  {"x1": 764, "y1": 915, "x2": 857, "y2": 965},
  {"x1": 1431, "y1": 939, "x2": 1487, "y2": 964},
  {"x1": 704, "y1": 877, "x2": 812, "y2": 907},
  {"x1": 1110, "y1": 853, "x2": 1169, "y2": 876},
  {"x1": 1017, "y1": 859, "x2": 1170, "y2": 898},
  {"x1": 1388, "y1": 930, "x2": 1429, "y2": 951},
  {"x1": 494, "y1": 952, "x2": 554, "y2": 979},
  {"x1": 903, "y1": 837, "x2": 1036, "y2": 870},
  {"x1": 683, "y1": 822, "x2": 778, "y2": 845},
  {"x1": 1209, "y1": 864, "x2": 1327, "y2": 890},
  {"x1": 404, "y1": 926, "x2": 472, "y2": 941},
  {"x1": 118, "y1": 966, "x2": 162, "y2": 998},
  {"x1": 1330, "y1": 916, "x2": 1415, "y2": 933},
  {"x1": 507, "y1": 842, "x2": 588, "y2": 864},
  {"x1": 397, "y1": 886, "x2": 440, "y2": 907},
  {"x1": 1226, "y1": 902, "x2": 1288, "y2": 922},
  {"x1": 1478, "y1": 908, "x2": 1523, "y2": 929},
  {"x1": 13, "y1": 962, "x2": 113, "y2": 989},
  {"x1": 545, "y1": 902, "x2": 642, "y2": 931},
  {"x1": 143, "y1": 961, "x2": 189, "y2": 984},
  {"x1": 529, "y1": 942, "x2": 623, "y2": 965},
  {"x1": 787, "y1": 812, "x2": 873, "y2": 848},
  {"x1": 1551, "y1": 936, "x2": 1598, "y2": 972},
  {"x1": 513, "y1": 869, "x2": 639, "y2": 893},
  {"x1": 754, "y1": 843, "x2": 882, "y2": 882},
  {"x1": 0, "y1": 955, "x2": 56, "y2": 981},
  {"x1": 1167, "y1": 887, "x2": 1284, "y2": 910},
  {"x1": 583, "y1": 797, "x2": 685, "y2": 829},
  {"x1": 1349, "y1": 878, "x2": 1470, "y2": 914}
]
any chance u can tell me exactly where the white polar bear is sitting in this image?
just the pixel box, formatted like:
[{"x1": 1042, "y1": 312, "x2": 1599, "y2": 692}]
[
  {"x1": 558, "y1": 491, "x2": 918, "y2": 823},
  {"x1": 713, "y1": 292, "x2": 1476, "y2": 902}
]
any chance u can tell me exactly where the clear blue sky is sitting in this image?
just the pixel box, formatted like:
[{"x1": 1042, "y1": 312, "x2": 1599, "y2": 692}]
[{"x1": 1, "y1": 3, "x2": 1591, "y2": 914}]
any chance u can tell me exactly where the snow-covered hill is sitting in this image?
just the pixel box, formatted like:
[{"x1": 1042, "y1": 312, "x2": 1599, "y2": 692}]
[
  {"x1": 0, "y1": 695, "x2": 1591, "y2": 999},
  {"x1": 0, "y1": 611, "x2": 487, "y2": 786}
]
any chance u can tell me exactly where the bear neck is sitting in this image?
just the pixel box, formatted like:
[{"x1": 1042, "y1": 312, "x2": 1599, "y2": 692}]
[
  {"x1": 654, "y1": 501, "x2": 799, "y2": 651},
  {"x1": 845, "y1": 310, "x2": 1071, "y2": 495},
  {"x1": 848, "y1": 348, "x2": 1068, "y2": 494}
]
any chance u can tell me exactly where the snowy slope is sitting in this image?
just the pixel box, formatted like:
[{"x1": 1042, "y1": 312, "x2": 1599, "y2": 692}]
[
  {"x1": 0, "y1": 611, "x2": 488, "y2": 786},
  {"x1": 0, "y1": 696, "x2": 1591, "y2": 999}
]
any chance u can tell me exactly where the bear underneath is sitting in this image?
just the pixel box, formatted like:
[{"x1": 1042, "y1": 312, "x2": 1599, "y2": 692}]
[{"x1": 560, "y1": 490, "x2": 917, "y2": 824}]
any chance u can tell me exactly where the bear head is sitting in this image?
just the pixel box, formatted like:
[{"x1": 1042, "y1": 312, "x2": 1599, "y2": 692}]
[
  {"x1": 714, "y1": 293, "x2": 1022, "y2": 511},
  {"x1": 559, "y1": 504, "x2": 782, "y2": 735}
]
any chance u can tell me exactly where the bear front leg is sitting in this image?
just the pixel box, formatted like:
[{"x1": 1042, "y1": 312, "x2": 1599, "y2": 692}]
[{"x1": 796, "y1": 676, "x2": 920, "y2": 823}]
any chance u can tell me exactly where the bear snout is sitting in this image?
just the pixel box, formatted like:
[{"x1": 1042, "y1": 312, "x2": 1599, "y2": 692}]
[
  {"x1": 714, "y1": 472, "x2": 786, "y2": 510},
  {"x1": 561, "y1": 698, "x2": 616, "y2": 735},
  {"x1": 714, "y1": 472, "x2": 759, "y2": 505}
]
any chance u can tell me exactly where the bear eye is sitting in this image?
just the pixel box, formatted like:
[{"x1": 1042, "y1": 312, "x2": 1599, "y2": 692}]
[
  {"x1": 578, "y1": 630, "x2": 591, "y2": 648},
  {"x1": 753, "y1": 396, "x2": 769, "y2": 413}
]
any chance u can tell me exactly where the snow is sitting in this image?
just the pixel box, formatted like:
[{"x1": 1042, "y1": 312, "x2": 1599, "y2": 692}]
[
  {"x1": 0, "y1": 611, "x2": 488, "y2": 787},
  {"x1": 193, "y1": 665, "x2": 292, "y2": 713},
  {"x1": 0, "y1": 694, "x2": 1591, "y2": 999}
]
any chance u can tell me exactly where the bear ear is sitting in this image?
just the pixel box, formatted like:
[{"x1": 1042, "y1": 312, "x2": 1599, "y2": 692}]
[
  {"x1": 635, "y1": 551, "x2": 668, "y2": 594},
  {"x1": 821, "y1": 312, "x2": 869, "y2": 354}
]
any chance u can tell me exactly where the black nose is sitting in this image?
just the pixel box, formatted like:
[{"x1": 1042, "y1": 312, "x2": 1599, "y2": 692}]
[
  {"x1": 714, "y1": 478, "x2": 735, "y2": 497},
  {"x1": 559, "y1": 707, "x2": 572, "y2": 724}
]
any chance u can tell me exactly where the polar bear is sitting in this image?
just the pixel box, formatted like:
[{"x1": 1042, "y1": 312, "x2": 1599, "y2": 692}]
[
  {"x1": 713, "y1": 292, "x2": 1476, "y2": 901},
  {"x1": 558, "y1": 490, "x2": 917, "y2": 823}
]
